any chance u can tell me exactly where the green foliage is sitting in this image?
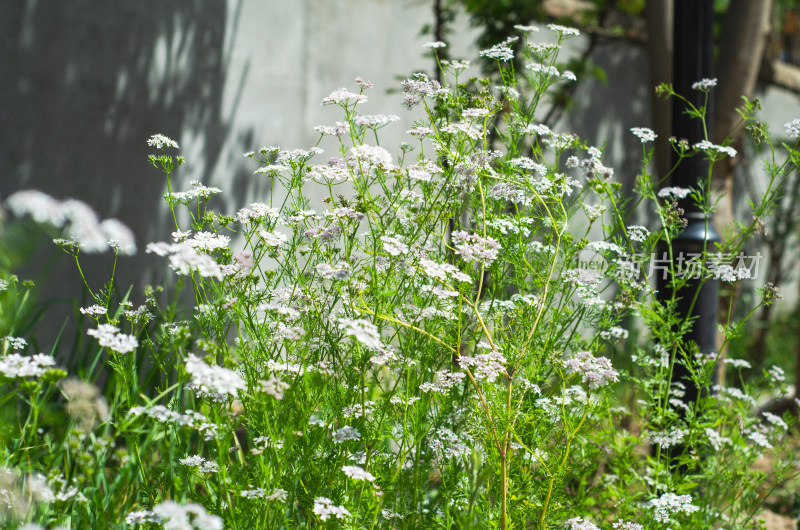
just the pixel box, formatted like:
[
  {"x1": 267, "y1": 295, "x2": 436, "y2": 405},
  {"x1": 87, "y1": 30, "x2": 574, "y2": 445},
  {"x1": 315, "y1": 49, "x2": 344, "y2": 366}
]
[{"x1": 0, "y1": 27, "x2": 797, "y2": 530}]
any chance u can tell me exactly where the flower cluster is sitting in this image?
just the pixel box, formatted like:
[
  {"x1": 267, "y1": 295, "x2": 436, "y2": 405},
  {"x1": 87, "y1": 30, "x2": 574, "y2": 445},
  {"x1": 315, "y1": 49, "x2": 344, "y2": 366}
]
[
  {"x1": 6, "y1": 191, "x2": 136, "y2": 255},
  {"x1": 185, "y1": 354, "x2": 246, "y2": 402},
  {"x1": 146, "y1": 241, "x2": 225, "y2": 280},
  {"x1": 312, "y1": 497, "x2": 350, "y2": 521},
  {"x1": 171, "y1": 180, "x2": 222, "y2": 203},
  {"x1": 179, "y1": 455, "x2": 219, "y2": 474},
  {"x1": 128, "y1": 405, "x2": 218, "y2": 440},
  {"x1": 451, "y1": 231, "x2": 500, "y2": 265},
  {"x1": 0, "y1": 353, "x2": 57, "y2": 379},
  {"x1": 563, "y1": 351, "x2": 619, "y2": 389},
  {"x1": 630, "y1": 127, "x2": 656, "y2": 143},
  {"x1": 86, "y1": 324, "x2": 138, "y2": 354},
  {"x1": 647, "y1": 493, "x2": 699, "y2": 523}
]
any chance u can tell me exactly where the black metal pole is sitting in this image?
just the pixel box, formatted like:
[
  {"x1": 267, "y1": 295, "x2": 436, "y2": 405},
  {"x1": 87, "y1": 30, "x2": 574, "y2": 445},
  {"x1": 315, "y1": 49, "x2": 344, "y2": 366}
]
[{"x1": 661, "y1": 0, "x2": 719, "y2": 424}]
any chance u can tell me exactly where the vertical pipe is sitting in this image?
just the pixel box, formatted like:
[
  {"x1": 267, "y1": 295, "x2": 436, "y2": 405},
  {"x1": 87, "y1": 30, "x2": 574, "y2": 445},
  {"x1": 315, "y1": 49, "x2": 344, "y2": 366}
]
[{"x1": 662, "y1": 0, "x2": 719, "y2": 429}]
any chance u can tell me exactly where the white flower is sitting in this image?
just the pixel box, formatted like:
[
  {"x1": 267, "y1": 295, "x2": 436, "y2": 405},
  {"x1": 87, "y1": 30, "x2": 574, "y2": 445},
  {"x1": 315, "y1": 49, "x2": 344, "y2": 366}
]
[
  {"x1": 767, "y1": 365, "x2": 786, "y2": 382},
  {"x1": 704, "y1": 428, "x2": 730, "y2": 451},
  {"x1": 763, "y1": 411, "x2": 788, "y2": 431},
  {"x1": 313, "y1": 497, "x2": 351, "y2": 521},
  {"x1": 258, "y1": 378, "x2": 290, "y2": 400},
  {"x1": 79, "y1": 305, "x2": 108, "y2": 317},
  {"x1": 723, "y1": 358, "x2": 751, "y2": 369},
  {"x1": 694, "y1": 139, "x2": 737, "y2": 158},
  {"x1": 463, "y1": 108, "x2": 490, "y2": 118},
  {"x1": 341, "y1": 465, "x2": 375, "y2": 482},
  {"x1": 265, "y1": 488, "x2": 288, "y2": 502},
  {"x1": 87, "y1": 324, "x2": 138, "y2": 354},
  {"x1": 423, "y1": 41, "x2": 446, "y2": 49},
  {"x1": 648, "y1": 428, "x2": 687, "y2": 448},
  {"x1": 563, "y1": 351, "x2": 618, "y2": 389},
  {"x1": 152, "y1": 500, "x2": 222, "y2": 530},
  {"x1": 332, "y1": 426, "x2": 361, "y2": 444},
  {"x1": 338, "y1": 318, "x2": 384, "y2": 351},
  {"x1": 171, "y1": 181, "x2": 222, "y2": 203},
  {"x1": 658, "y1": 186, "x2": 692, "y2": 200},
  {"x1": 691, "y1": 78, "x2": 717, "y2": 90},
  {"x1": 7, "y1": 192, "x2": 137, "y2": 255},
  {"x1": 648, "y1": 492, "x2": 699, "y2": 523},
  {"x1": 322, "y1": 88, "x2": 366, "y2": 105},
  {"x1": 4, "y1": 336, "x2": 27, "y2": 350},
  {"x1": 314, "y1": 122, "x2": 350, "y2": 136},
  {"x1": 406, "y1": 126, "x2": 434, "y2": 138},
  {"x1": 146, "y1": 242, "x2": 225, "y2": 280},
  {"x1": 627, "y1": 225, "x2": 649, "y2": 242},
  {"x1": 128, "y1": 405, "x2": 218, "y2": 441},
  {"x1": 630, "y1": 127, "x2": 657, "y2": 143},
  {"x1": 612, "y1": 522, "x2": 644, "y2": 530},
  {"x1": 479, "y1": 37, "x2": 518, "y2": 62},
  {"x1": 419, "y1": 369, "x2": 466, "y2": 394},
  {"x1": 179, "y1": 455, "x2": 219, "y2": 473},
  {"x1": 126, "y1": 509, "x2": 161, "y2": 525},
  {"x1": 101, "y1": 219, "x2": 137, "y2": 255},
  {"x1": 785, "y1": 118, "x2": 800, "y2": 139},
  {"x1": 236, "y1": 203, "x2": 280, "y2": 224},
  {"x1": 6, "y1": 190, "x2": 67, "y2": 226},
  {"x1": 451, "y1": 230, "x2": 500, "y2": 265},
  {"x1": 147, "y1": 133, "x2": 179, "y2": 149},
  {"x1": 380, "y1": 235, "x2": 409, "y2": 256},
  {"x1": 185, "y1": 353, "x2": 246, "y2": 401},
  {"x1": 187, "y1": 231, "x2": 230, "y2": 252},
  {"x1": 526, "y1": 63, "x2": 560, "y2": 77},
  {"x1": 349, "y1": 144, "x2": 395, "y2": 169},
  {"x1": 428, "y1": 427, "x2": 472, "y2": 458},
  {"x1": 748, "y1": 430, "x2": 772, "y2": 449},
  {"x1": 258, "y1": 229, "x2": 287, "y2": 249},
  {"x1": 566, "y1": 517, "x2": 600, "y2": 530},
  {"x1": 27, "y1": 474, "x2": 54, "y2": 503},
  {"x1": 354, "y1": 114, "x2": 399, "y2": 127},
  {"x1": 547, "y1": 24, "x2": 581, "y2": 36},
  {"x1": 599, "y1": 326, "x2": 629, "y2": 341}
]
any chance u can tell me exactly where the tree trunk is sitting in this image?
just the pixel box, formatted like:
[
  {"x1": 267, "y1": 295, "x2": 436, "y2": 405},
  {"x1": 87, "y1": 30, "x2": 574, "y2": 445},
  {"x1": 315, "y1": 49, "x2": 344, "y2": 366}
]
[{"x1": 712, "y1": 0, "x2": 774, "y2": 230}]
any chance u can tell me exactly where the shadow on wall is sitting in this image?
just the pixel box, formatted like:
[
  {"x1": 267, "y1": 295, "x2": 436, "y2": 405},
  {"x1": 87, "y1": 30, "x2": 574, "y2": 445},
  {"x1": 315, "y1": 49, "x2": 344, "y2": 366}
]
[
  {"x1": 0, "y1": 0, "x2": 249, "y2": 356},
  {"x1": 567, "y1": 40, "x2": 652, "y2": 199}
]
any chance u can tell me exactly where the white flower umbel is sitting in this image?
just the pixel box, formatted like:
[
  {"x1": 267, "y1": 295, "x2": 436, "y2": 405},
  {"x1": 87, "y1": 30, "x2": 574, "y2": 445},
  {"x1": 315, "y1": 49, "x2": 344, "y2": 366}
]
[
  {"x1": 6, "y1": 191, "x2": 137, "y2": 255},
  {"x1": 146, "y1": 241, "x2": 224, "y2": 280},
  {"x1": 179, "y1": 455, "x2": 219, "y2": 474},
  {"x1": 128, "y1": 405, "x2": 218, "y2": 441},
  {"x1": 79, "y1": 305, "x2": 108, "y2": 317},
  {"x1": 694, "y1": 139, "x2": 737, "y2": 158},
  {"x1": 647, "y1": 492, "x2": 699, "y2": 523},
  {"x1": 312, "y1": 497, "x2": 351, "y2": 521},
  {"x1": 657, "y1": 186, "x2": 692, "y2": 200},
  {"x1": 785, "y1": 118, "x2": 800, "y2": 138},
  {"x1": 451, "y1": 231, "x2": 500, "y2": 265},
  {"x1": 185, "y1": 354, "x2": 245, "y2": 402},
  {"x1": 563, "y1": 351, "x2": 619, "y2": 389},
  {"x1": 322, "y1": 88, "x2": 366, "y2": 105},
  {"x1": 86, "y1": 324, "x2": 138, "y2": 354},
  {"x1": 147, "y1": 133, "x2": 179, "y2": 149},
  {"x1": 630, "y1": 127, "x2": 657, "y2": 143},
  {"x1": 691, "y1": 78, "x2": 717, "y2": 91},
  {"x1": 171, "y1": 180, "x2": 222, "y2": 203},
  {"x1": 338, "y1": 318, "x2": 385, "y2": 351},
  {"x1": 152, "y1": 500, "x2": 222, "y2": 530},
  {"x1": 566, "y1": 517, "x2": 600, "y2": 530},
  {"x1": 341, "y1": 465, "x2": 376, "y2": 482}
]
